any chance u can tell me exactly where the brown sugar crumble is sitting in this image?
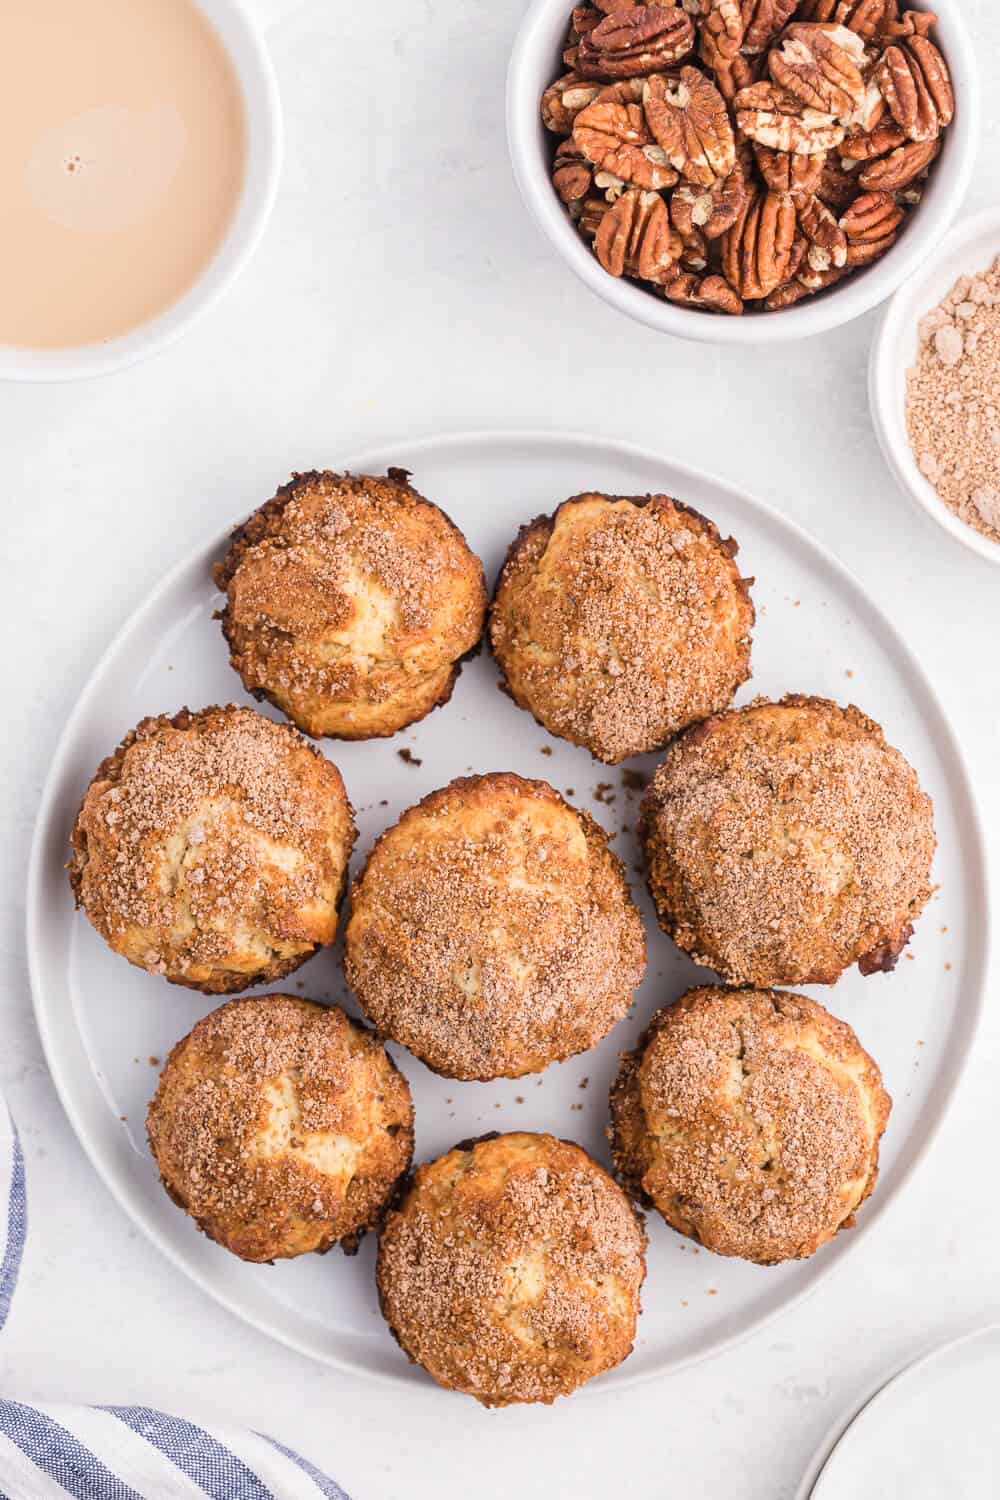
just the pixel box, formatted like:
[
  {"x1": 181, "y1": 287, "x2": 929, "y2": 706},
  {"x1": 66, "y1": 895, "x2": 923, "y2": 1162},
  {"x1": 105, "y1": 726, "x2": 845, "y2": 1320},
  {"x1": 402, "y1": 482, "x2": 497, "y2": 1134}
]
[
  {"x1": 539, "y1": 746, "x2": 552, "y2": 757},
  {"x1": 907, "y1": 256, "x2": 1000, "y2": 544},
  {"x1": 398, "y1": 748, "x2": 423, "y2": 767},
  {"x1": 621, "y1": 769, "x2": 648, "y2": 793}
]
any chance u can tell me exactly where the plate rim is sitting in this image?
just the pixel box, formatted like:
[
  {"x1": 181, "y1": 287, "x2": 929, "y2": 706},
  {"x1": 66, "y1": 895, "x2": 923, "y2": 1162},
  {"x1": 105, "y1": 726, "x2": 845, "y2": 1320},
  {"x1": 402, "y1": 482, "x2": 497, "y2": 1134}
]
[
  {"x1": 27, "y1": 426, "x2": 992, "y2": 1393},
  {"x1": 793, "y1": 1321, "x2": 1000, "y2": 1499}
]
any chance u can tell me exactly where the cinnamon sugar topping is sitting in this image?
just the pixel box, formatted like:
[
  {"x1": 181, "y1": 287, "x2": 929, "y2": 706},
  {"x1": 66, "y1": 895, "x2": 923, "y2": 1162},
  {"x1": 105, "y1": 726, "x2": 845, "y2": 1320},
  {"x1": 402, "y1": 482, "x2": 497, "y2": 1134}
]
[
  {"x1": 376, "y1": 1132, "x2": 646, "y2": 1405},
  {"x1": 906, "y1": 256, "x2": 1000, "y2": 545},
  {"x1": 147, "y1": 995, "x2": 413, "y2": 1261},
  {"x1": 490, "y1": 493, "x2": 754, "y2": 764},
  {"x1": 609, "y1": 987, "x2": 891, "y2": 1264},
  {"x1": 641, "y1": 695, "x2": 935, "y2": 985},
  {"x1": 345, "y1": 773, "x2": 645, "y2": 1080},
  {"x1": 69, "y1": 706, "x2": 355, "y2": 992}
]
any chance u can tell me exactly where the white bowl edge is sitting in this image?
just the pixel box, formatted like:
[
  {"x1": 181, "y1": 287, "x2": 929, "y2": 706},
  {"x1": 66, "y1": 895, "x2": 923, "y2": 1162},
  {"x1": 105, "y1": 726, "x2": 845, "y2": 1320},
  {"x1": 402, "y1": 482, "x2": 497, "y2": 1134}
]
[{"x1": 506, "y1": 0, "x2": 981, "y2": 345}]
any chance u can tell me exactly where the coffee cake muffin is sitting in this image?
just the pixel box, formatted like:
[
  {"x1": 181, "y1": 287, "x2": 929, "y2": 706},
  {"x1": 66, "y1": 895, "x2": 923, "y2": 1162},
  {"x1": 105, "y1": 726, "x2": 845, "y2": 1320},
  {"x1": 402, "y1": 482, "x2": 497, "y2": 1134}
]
[
  {"x1": 640, "y1": 695, "x2": 935, "y2": 986},
  {"x1": 344, "y1": 773, "x2": 645, "y2": 1080},
  {"x1": 610, "y1": 987, "x2": 891, "y2": 1265},
  {"x1": 214, "y1": 469, "x2": 487, "y2": 740},
  {"x1": 376, "y1": 1132, "x2": 646, "y2": 1404},
  {"x1": 148, "y1": 996, "x2": 413, "y2": 1261},
  {"x1": 489, "y1": 492, "x2": 754, "y2": 764},
  {"x1": 69, "y1": 705, "x2": 355, "y2": 993}
]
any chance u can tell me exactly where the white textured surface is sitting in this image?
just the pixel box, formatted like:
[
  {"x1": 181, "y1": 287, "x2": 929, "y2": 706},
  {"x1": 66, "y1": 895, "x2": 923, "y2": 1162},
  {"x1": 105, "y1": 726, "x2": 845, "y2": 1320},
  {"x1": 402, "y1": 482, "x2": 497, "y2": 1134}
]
[{"x1": 2, "y1": 1, "x2": 998, "y2": 1496}]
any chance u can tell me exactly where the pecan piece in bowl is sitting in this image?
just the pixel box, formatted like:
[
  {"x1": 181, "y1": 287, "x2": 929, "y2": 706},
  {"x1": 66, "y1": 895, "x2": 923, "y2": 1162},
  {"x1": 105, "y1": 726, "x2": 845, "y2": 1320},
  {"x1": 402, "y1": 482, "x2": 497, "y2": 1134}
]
[
  {"x1": 579, "y1": 4, "x2": 695, "y2": 79},
  {"x1": 529, "y1": 0, "x2": 964, "y2": 323},
  {"x1": 643, "y1": 67, "x2": 735, "y2": 185}
]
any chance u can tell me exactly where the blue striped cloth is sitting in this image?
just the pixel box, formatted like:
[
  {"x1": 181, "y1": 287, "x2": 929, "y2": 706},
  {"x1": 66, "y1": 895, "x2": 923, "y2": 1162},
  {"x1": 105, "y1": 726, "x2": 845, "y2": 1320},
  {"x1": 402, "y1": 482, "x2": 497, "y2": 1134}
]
[
  {"x1": 0, "y1": 1107, "x2": 26, "y2": 1338},
  {"x1": 0, "y1": 1101, "x2": 352, "y2": 1500}
]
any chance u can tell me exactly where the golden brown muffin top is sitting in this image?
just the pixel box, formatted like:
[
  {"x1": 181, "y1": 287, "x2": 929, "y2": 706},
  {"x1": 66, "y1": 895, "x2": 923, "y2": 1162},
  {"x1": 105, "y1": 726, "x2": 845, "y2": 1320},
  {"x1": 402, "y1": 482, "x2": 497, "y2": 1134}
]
[
  {"x1": 610, "y1": 987, "x2": 891, "y2": 1265},
  {"x1": 377, "y1": 1132, "x2": 646, "y2": 1405},
  {"x1": 641, "y1": 695, "x2": 935, "y2": 986},
  {"x1": 147, "y1": 996, "x2": 413, "y2": 1262},
  {"x1": 214, "y1": 470, "x2": 487, "y2": 730},
  {"x1": 69, "y1": 706, "x2": 355, "y2": 988},
  {"x1": 489, "y1": 493, "x2": 754, "y2": 764},
  {"x1": 345, "y1": 773, "x2": 646, "y2": 1079}
]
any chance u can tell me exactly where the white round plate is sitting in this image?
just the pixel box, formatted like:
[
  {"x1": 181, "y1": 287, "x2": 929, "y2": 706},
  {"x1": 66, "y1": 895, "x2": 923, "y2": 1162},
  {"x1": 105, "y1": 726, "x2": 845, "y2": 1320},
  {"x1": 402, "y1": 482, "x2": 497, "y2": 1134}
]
[
  {"x1": 795, "y1": 1324, "x2": 1000, "y2": 1499},
  {"x1": 28, "y1": 430, "x2": 988, "y2": 1392}
]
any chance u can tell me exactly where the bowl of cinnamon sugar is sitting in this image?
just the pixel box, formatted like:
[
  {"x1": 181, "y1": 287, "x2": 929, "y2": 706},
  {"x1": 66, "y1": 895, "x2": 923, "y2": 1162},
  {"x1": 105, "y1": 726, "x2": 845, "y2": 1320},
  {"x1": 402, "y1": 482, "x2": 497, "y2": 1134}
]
[{"x1": 870, "y1": 207, "x2": 1000, "y2": 564}]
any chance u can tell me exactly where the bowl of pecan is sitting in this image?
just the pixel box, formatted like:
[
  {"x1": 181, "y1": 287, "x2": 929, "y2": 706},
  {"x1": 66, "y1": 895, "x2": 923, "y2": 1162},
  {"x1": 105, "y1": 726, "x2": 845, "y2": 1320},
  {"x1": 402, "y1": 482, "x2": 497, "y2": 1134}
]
[{"x1": 507, "y1": 0, "x2": 978, "y2": 341}]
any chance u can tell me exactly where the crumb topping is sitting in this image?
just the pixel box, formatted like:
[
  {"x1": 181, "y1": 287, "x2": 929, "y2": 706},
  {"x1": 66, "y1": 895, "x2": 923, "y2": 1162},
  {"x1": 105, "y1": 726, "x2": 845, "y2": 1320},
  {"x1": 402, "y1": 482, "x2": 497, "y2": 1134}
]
[
  {"x1": 69, "y1": 706, "x2": 355, "y2": 991},
  {"x1": 345, "y1": 773, "x2": 646, "y2": 1079},
  {"x1": 610, "y1": 987, "x2": 890, "y2": 1265},
  {"x1": 490, "y1": 493, "x2": 754, "y2": 764},
  {"x1": 641, "y1": 695, "x2": 935, "y2": 985},
  {"x1": 214, "y1": 471, "x2": 487, "y2": 739},
  {"x1": 148, "y1": 995, "x2": 413, "y2": 1261},
  {"x1": 377, "y1": 1132, "x2": 646, "y2": 1405}
]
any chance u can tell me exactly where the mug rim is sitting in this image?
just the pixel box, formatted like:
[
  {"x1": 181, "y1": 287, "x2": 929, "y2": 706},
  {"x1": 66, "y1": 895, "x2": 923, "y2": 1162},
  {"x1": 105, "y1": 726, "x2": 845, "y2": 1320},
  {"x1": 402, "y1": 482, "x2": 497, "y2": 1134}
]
[{"x1": 0, "y1": 0, "x2": 283, "y2": 383}]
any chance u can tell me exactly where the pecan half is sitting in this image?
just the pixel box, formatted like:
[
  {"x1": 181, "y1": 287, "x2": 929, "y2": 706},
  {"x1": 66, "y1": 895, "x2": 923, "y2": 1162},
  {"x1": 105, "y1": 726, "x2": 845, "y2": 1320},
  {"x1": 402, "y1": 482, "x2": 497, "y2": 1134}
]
[
  {"x1": 721, "y1": 186, "x2": 796, "y2": 298},
  {"x1": 768, "y1": 23, "x2": 866, "y2": 119},
  {"x1": 643, "y1": 66, "x2": 736, "y2": 185},
  {"x1": 695, "y1": 0, "x2": 746, "y2": 68},
  {"x1": 595, "y1": 188, "x2": 683, "y2": 279},
  {"x1": 572, "y1": 94, "x2": 679, "y2": 188},
  {"x1": 579, "y1": 5, "x2": 695, "y2": 79},
  {"x1": 795, "y1": 0, "x2": 892, "y2": 40},
  {"x1": 553, "y1": 138, "x2": 595, "y2": 204},
  {"x1": 840, "y1": 117, "x2": 907, "y2": 159},
  {"x1": 754, "y1": 144, "x2": 824, "y2": 194},
  {"x1": 741, "y1": 0, "x2": 800, "y2": 55},
  {"x1": 541, "y1": 72, "x2": 603, "y2": 133},
  {"x1": 840, "y1": 188, "x2": 905, "y2": 263},
  {"x1": 858, "y1": 132, "x2": 939, "y2": 189},
  {"x1": 876, "y1": 38, "x2": 951, "y2": 142},
  {"x1": 734, "y1": 80, "x2": 845, "y2": 154},
  {"x1": 764, "y1": 278, "x2": 813, "y2": 308},
  {"x1": 711, "y1": 49, "x2": 761, "y2": 102},
  {"x1": 664, "y1": 270, "x2": 744, "y2": 312},
  {"x1": 796, "y1": 191, "x2": 848, "y2": 270},
  {"x1": 880, "y1": 7, "x2": 937, "y2": 40},
  {"x1": 764, "y1": 264, "x2": 845, "y2": 304},
  {"x1": 670, "y1": 159, "x2": 747, "y2": 238}
]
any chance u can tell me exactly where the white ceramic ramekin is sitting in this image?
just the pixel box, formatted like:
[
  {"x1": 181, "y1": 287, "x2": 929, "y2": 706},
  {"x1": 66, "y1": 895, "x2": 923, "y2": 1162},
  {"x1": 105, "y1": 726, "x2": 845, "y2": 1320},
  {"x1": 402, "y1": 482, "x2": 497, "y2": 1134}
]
[
  {"x1": 0, "y1": 0, "x2": 282, "y2": 383},
  {"x1": 869, "y1": 207, "x2": 1000, "y2": 566},
  {"x1": 506, "y1": 0, "x2": 980, "y2": 345}
]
